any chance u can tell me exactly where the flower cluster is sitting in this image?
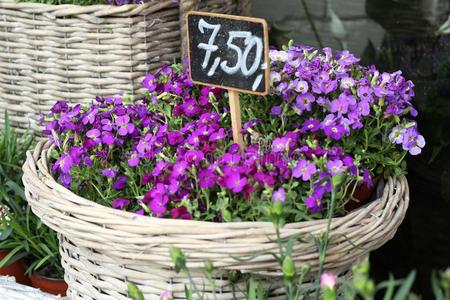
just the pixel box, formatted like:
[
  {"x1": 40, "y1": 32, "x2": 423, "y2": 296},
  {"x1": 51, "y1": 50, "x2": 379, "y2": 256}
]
[{"x1": 43, "y1": 44, "x2": 424, "y2": 222}]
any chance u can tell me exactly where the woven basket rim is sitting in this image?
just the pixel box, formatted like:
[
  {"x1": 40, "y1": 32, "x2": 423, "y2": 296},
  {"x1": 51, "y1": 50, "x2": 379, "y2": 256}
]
[
  {"x1": 0, "y1": 0, "x2": 178, "y2": 18},
  {"x1": 24, "y1": 139, "x2": 402, "y2": 229}
]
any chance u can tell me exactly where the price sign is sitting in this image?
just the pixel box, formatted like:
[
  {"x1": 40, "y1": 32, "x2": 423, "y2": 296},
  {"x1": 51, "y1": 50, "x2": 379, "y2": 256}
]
[{"x1": 186, "y1": 12, "x2": 270, "y2": 149}]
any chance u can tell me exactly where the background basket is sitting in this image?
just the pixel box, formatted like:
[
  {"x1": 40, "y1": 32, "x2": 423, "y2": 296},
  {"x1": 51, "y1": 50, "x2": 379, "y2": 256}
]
[
  {"x1": 23, "y1": 140, "x2": 410, "y2": 299},
  {"x1": 0, "y1": 0, "x2": 251, "y2": 134}
]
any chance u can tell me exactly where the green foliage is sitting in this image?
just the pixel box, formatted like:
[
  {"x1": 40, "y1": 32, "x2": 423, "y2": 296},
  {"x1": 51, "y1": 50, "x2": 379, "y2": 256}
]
[
  {"x1": 127, "y1": 194, "x2": 450, "y2": 300},
  {"x1": 0, "y1": 112, "x2": 63, "y2": 277}
]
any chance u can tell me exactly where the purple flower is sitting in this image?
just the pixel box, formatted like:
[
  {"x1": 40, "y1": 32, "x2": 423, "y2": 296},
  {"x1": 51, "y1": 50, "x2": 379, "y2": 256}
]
[
  {"x1": 58, "y1": 173, "x2": 71, "y2": 187},
  {"x1": 184, "y1": 150, "x2": 204, "y2": 166},
  {"x1": 102, "y1": 132, "x2": 115, "y2": 145},
  {"x1": 51, "y1": 100, "x2": 69, "y2": 114},
  {"x1": 269, "y1": 50, "x2": 289, "y2": 62},
  {"x1": 112, "y1": 198, "x2": 130, "y2": 209},
  {"x1": 210, "y1": 128, "x2": 226, "y2": 142},
  {"x1": 128, "y1": 152, "x2": 140, "y2": 167},
  {"x1": 324, "y1": 124, "x2": 345, "y2": 140},
  {"x1": 295, "y1": 93, "x2": 315, "y2": 112},
  {"x1": 356, "y1": 100, "x2": 370, "y2": 116},
  {"x1": 293, "y1": 79, "x2": 309, "y2": 93},
  {"x1": 82, "y1": 108, "x2": 98, "y2": 125},
  {"x1": 152, "y1": 161, "x2": 169, "y2": 177},
  {"x1": 224, "y1": 173, "x2": 247, "y2": 193},
  {"x1": 172, "y1": 161, "x2": 188, "y2": 178},
  {"x1": 272, "y1": 187, "x2": 286, "y2": 202},
  {"x1": 182, "y1": 99, "x2": 200, "y2": 117},
  {"x1": 137, "y1": 133, "x2": 154, "y2": 154},
  {"x1": 102, "y1": 168, "x2": 118, "y2": 178},
  {"x1": 86, "y1": 128, "x2": 101, "y2": 142},
  {"x1": 270, "y1": 106, "x2": 282, "y2": 116},
  {"x1": 362, "y1": 169, "x2": 373, "y2": 188},
  {"x1": 357, "y1": 85, "x2": 373, "y2": 102},
  {"x1": 389, "y1": 125, "x2": 405, "y2": 144},
  {"x1": 168, "y1": 131, "x2": 184, "y2": 146},
  {"x1": 115, "y1": 115, "x2": 135, "y2": 136},
  {"x1": 199, "y1": 169, "x2": 217, "y2": 188},
  {"x1": 327, "y1": 159, "x2": 345, "y2": 175},
  {"x1": 101, "y1": 118, "x2": 113, "y2": 131},
  {"x1": 170, "y1": 206, "x2": 192, "y2": 220},
  {"x1": 301, "y1": 119, "x2": 320, "y2": 133},
  {"x1": 340, "y1": 77, "x2": 355, "y2": 89},
  {"x1": 113, "y1": 176, "x2": 127, "y2": 190},
  {"x1": 305, "y1": 196, "x2": 323, "y2": 213},
  {"x1": 292, "y1": 159, "x2": 317, "y2": 181},
  {"x1": 142, "y1": 74, "x2": 157, "y2": 91},
  {"x1": 272, "y1": 137, "x2": 289, "y2": 153},
  {"x1": 54, "y1": 154, "x2": 73, "y2": 174},
  {"x1": 270, "y1": 71, "x2": 281, "y2": 83},
  {"x1": 330, "y1": 94, "x2": 355, "y2": 115},
  {"x1": 148, "y1": 183, "x2": 169, "y2": 215},
  {"x1": 402, "y1": 127, "x2": 425, "y2": 155},
  {"x1": 69, "y1": 146, "x2": 84, "y2": 165}
]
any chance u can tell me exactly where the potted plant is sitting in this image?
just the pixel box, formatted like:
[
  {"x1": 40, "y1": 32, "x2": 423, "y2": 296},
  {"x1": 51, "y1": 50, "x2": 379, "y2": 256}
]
[
  {"x1": 23, "y1": 43, "x2": 421, "y2": 298},
  {"x1": 0, "y1": 112, "x2": 33, "y2": 285},
  {"x1": 0, "y1": 113, "x2": 66, "y2": 295}
]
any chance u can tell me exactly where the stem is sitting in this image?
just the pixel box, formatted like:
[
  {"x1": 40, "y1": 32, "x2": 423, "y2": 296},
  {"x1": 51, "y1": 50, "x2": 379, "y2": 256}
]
[
  {"x1": 301, "y1": 0, "x2": 324, "y2": 49},
  {"x1": 315, "y1": 184, "x2": 337, "y2": 299},
  {"x1": 186, "y1": 268, "x2": 204, "y2": 300}
]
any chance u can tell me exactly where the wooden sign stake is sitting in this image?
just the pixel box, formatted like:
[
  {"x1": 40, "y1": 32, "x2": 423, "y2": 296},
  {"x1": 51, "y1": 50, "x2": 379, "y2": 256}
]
[
  {"x1": 186, "y1": 12, "x2": 270, "y2": 152},
  {"x1": 228, "y1": 90, "x2": 245, "y2": 150}
]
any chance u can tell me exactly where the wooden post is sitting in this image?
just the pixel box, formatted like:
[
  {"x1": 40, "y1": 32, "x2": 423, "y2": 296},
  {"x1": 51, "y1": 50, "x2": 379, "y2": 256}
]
[{"x1": 228, "y1": 90, "x2": 245, "y2": 150}]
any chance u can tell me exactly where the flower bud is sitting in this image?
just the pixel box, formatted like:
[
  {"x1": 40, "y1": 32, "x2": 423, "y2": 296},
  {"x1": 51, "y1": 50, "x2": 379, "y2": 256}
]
[
  {"x1": 169, "y1": 247, "x2": 186, "y2": 272},
  {"x1": 282, "y1": 256, "x2": 296, "y2": 283},
  {"x1": 272, "y1": 201, "x2": 283, "y2": 217},
  {"x1": 160, "y1": 291, "x2": 173, "y2": 300},
  {"x1": 320, "y1": 272, "x2": 338, "y2": 290},
  {"x1": 204, "y1": 261, "x2": 214, "y2": 274}
]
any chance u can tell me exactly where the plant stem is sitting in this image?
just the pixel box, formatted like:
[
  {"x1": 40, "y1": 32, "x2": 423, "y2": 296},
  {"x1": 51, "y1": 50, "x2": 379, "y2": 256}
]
[
  {"x1": 301, "y1": 0, "x2": 324, "y2": 49},
  {"x1": 315, "y1": 183, "x2": 337, "y2": 299}
]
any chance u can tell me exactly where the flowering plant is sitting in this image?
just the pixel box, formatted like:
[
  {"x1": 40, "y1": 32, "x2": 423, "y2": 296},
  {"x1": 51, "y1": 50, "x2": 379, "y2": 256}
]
[{"x1": 43, "y1": 43, "x2": 424, "y2": 222}]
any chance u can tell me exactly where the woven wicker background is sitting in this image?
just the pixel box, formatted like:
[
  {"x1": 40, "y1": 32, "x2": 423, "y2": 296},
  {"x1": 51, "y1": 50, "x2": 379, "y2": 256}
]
[
  {"x1": 23, "y1": 140, "x2": 410, "y2": 299},
  {"x1": 0, "y1": 0, "x2": 250, "y2": 134}
]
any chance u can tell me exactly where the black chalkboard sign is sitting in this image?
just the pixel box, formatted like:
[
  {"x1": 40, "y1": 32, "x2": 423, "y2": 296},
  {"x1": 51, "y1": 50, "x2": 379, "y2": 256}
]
[{"x1": 187, "y1": 12, "x2": 269, "y2": 95}]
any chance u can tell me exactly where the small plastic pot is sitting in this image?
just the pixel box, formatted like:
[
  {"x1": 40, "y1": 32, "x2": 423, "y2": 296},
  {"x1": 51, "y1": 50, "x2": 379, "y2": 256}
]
[
  {"x1": 30, "y1": 273, "x2": 67, "y2": 296},
  {"x1": 345, "y1": 176, "x2": 382, "y2": 211},
  {"x1": 0, "y1": 249, "x2": 31, "y2": 285}
]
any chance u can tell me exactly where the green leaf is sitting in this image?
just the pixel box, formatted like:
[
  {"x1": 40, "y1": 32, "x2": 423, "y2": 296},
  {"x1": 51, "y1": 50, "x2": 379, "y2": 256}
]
[
  {"x1": 5, "y1": 181, "x2": 25, "y2": 200},
  {"x1": 127, "y1": 282, "x2": 145, "y2": 300},
  {"x1": 185, "y1": 285, "x2": 193, "y2": 300},
  {"x1": 431, "y1": 271, "x2": 445, "y2": 300},
  {"x1": 0, "y1": 226, "x2": 13, "y2": 241},
  {"x1": 382, "y1": 274, "x2": 396, "y2": 300},
  {"x1": 0, "y1": 245, "x2": 25, "y2": 267},
  {"x1": 393, "y1": 271, "x2": 416, "y2": 300},
  {"x1": 247, "y1": 277, "x2": 257, "y2": 300}
]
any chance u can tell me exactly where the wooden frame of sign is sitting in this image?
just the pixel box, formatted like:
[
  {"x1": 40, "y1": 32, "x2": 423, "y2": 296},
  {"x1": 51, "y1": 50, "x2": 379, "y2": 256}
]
[{"x1": 186, "y1": 11, "x2": 270, "y2": 149}]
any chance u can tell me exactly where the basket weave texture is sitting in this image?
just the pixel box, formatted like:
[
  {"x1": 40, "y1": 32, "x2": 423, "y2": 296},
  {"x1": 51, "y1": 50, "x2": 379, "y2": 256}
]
[
  {"x1": 23, "y1": 141, "x2": 410, "y2": 299},
  {"x1": 0, "y1": 0, "x2": 249, "y2": 134}
]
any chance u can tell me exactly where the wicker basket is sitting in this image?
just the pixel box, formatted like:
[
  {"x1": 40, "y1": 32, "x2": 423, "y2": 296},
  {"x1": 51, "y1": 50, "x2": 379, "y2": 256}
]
[
  {"x1": 22, "y1": 140, "x2": 410, "y2": 300},
  {"x1": 0, "y1": 0, "x2": 251, "y2": 134}
]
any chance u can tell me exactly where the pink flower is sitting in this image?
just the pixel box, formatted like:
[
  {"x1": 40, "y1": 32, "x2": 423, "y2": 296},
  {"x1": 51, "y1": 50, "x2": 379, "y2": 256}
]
[
  {"x1": 272, "y1": 187, "x2": 286, "y2": 202},
  {"x1": 320, "y1": 272, "x2": 338, "y2": 289},
  {"x1": 160, "y1": 291, "x2": 172, "y2": 300}
]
